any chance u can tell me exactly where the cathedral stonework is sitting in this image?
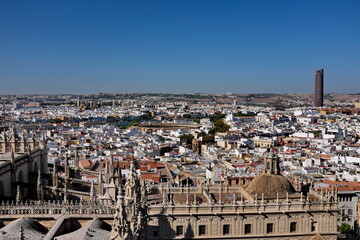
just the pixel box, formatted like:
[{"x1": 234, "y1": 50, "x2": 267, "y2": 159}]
[
  {"x1": 0, "y1": 152, "x2": 338, "y2": 239},
  {"x1": 0, "y1": 128, "x2": 44, "y2": 154},
  {"x1": 110, "y1": 161, "x2": 148, "y2": 240}
]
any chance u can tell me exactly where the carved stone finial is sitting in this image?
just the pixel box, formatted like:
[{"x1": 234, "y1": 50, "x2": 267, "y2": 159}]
[
  {"x1": 64, "y1": 153, "x2": 70, "y2": 180},
  {"x1": 124, "y1": 160, "x2": 140, "y2": 203},
  {"x1": 98, "y1": 169, "x2": 103, "y2": 196},
  {"x1": 110, "y1": 155, "x2": 115, "y2": 175},
  {"x1": 110, "y1": 158, "x2": 147, "y2": 240},
  {"x1": 63, "y1": 180, "x2": 68, "y2": 203},
  {"x1": 27, "y1": 145, "x2": 32, "y2": 155},
  {"x1": 16, "y1": 185, "x2": 22, "y2": 203},
  {"x1": 19, "y1": 224, "x2": 25, "y2": 240},
  {"x1": 11, "y1": 147, "x2": 15, "y2": 163},
  {"x1": 105, "y1": 158, "x2": 109, "y2": 185},
  {"x1": 37, "y1": 169, "x2": 44, "y2": 201},
  {"x1": 90, "y1": 181, "x2": 95, "y2": 203}
]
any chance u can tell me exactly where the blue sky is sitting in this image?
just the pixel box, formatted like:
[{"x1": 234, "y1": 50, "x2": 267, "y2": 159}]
[{"x1": 1, "y1": 0, "x2": 359, "y2": 94}]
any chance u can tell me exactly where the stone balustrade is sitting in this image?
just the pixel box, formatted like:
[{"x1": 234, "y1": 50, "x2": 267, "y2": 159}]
[
  {"x1": 148, "y1": 198, "x2": 338, "y2": 216},
  {"x1": 0, "y1": 187, "x2": 338, "y2": 220},
  {"x1": 0, "y1": 200, "x2": 116, "y2": 219},
  {"x1": 159, "y1": 185, "x2": 242, "y2": 194}
]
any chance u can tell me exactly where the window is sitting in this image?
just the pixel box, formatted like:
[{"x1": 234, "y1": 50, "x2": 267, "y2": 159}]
[
  {"x1": 311, "y1": 222, "x2": 317, "y2": 232},
  {"x1": 199, "y1": 225, "x2": 206, "y2": 236},
  {"x1": 244, "y1": 224, "x2": 252, "y2": 234},
  {"x1": 348, "y1": 209, "x2": 353, "y2": 215},
  {"x1": 290, "y1": 222, "x2": 297, "y2": 233},
  {"x1": 223, "y1": 224, "x2": 230, "y2": 235},
  {"x1": 153, "y1": 228, "x2": 159, "y2": 237},
  {"x1": 176, "y1": 226, "x2": 183, "y2": 236},
  {"x1": 266, "y1": 223, "x2": 273, "y2": 233}
]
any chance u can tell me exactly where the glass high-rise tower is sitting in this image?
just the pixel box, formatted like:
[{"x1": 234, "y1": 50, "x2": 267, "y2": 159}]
[{"x1": 314, "y1": 69, "x2": 324, "y2": 107}]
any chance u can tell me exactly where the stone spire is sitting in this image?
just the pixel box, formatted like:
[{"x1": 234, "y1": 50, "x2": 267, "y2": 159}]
[
  {"x1": 53, "y1": 161, "x2": 59, "y2": 199},
  {"x1": 99, "y1": 169, "x2": 104, "y2": 197},
  {"x1": 64, "y1": 153, "x2": 70, "y2": 201},
  {"x1": 124, "y1": 160, "x2": 140, "y2": 204},
  {"x1": 40, "y1": 131, "x2": 47, "y2": 149},
  {"x1": 90, "y1": 181, "x2": 96, "y2": 203},
  {"x1": 27, "y1": 145, "x2": 32, "y2": 156},
  {"x1": 10, "y1": 127, "x2": 17, "y2": 153},
  {"x1": 110, "y1": 155, "x2": 115, "y2": 177},
  {"x1": 19, "y1": 224, "x2": 25, "y2": 240},
  {"x1": 53, "y1": 161, "x2": 58, "y2": 187},
  {"x1": 74, "y1": 147, "x2": 80, "y2": 171},
  {"x1": 110, "y1": 189, "x2": 129, "y2": 240},
  {"x1": 16, "y1": 185, "x2": 22, "y2": 203},
  {"x1": 116, "y1": 161, "x2": 122, "y2": 186},
  {"x1": 30, "y1": 131, "x2": 36, "y2": 150},
  {"x1": 11, "y1": 147, "x2": 15, "y2": 164},
  {"x1": 105, "y1": 158, "x2": 109, "y2": 185},
  {"x1": 63, "y1": 154, "x2": 70, "y2": 203},
  {"x1": 110, "y1": 160, "x2": 147, "y2": 240},
  {"x1": 64, "y1": 153, "x2": 70, "y2": 178},
  {"x1": 63, "y1": 181, "x2": 68, "y2": 203},
  {"x1": 37, "y1": 169, "x2": 44, "y2": 201}
]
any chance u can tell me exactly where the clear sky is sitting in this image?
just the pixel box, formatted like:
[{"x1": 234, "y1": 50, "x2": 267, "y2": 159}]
[{"x1": 1, "y1": 0, "x2": 359, "y2": 94}]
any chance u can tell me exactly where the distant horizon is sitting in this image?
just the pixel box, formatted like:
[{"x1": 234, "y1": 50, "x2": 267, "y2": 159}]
[
  {"x1": 1, "y1": 0, "x2": 359, "y2": 94},
  {"x1": 1, "y1": 91, "x2": 360, "y2": 96}
]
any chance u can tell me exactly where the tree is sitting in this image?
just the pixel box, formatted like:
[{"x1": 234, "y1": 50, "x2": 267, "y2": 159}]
[
  {"x1": 158, "y1": 136, "x2": 165, "y2": 142},
  {"x1": 180, "y1": 134, "x2": 194, "y2": 145},
  {"x1": 209, "y1": 119, "x2": 230, "y2": 134},
  {"x1": 339, "y1": 223, "x2": 352, "y2": 234},
  {"x1": 182, "y1": 114, "x2": 192, "y2": 119},
  {"x1": 313, "y1": 130, "x2": 322, "y2": 138},
  {"x1": 209, "y1": 112, "x2": 226, "y2": 122},
  {"x1": 119, "y1": 120, "x2": 140, "y2": 129}
]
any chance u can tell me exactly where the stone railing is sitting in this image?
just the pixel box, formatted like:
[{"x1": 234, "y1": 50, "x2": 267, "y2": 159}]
[
  {"x1": 159, "y1": 185, "x2": 242, "y2": 194},
  {"x1": 0, "y1": 188, "x2": 339, "y2": 220},
  {"x1": 148, "y1": 198, "x2": 339, "y2": 215},
  {"x1": 0, "y1": 200, "x2": 115, "y2": 219}
]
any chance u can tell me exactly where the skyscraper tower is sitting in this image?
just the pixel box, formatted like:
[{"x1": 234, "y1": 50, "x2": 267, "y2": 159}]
[{"x1": 314, "y1": 69, "x2": 324, "y2": 107}]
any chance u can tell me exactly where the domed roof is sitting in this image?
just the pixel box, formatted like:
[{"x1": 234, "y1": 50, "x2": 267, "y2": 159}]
[
  {"x1": 245, "y1": 173, "x2": 296, "y2": 199},
  {"x1": 1, "y1": 218, "x2": 48, "y2": 239},
  {"x1": 54, "y1": 218, "x2": 111, "y2": 240}
]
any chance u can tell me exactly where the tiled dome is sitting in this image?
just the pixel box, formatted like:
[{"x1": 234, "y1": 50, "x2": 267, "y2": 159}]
[{"x1": 245, "y1": 173, "x2": 296, "y2": 199}]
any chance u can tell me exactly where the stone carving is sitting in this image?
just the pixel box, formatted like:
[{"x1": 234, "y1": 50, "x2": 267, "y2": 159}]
[
  {"x1": 37, "y1": 169, "x2": 44, "y2": 201},
  {"x1": 111, "y1": 191, "x2": 129, "y2": 240},
  {"x1": 110, "y1": 160, "x2": 148, "y2": 240},
  {"x1": 16, "y1": 185, "x2": 22, "y2": 203}
]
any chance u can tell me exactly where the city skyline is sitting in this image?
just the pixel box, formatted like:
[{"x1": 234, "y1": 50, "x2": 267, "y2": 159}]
[
  {"x1": 1, "y1": 2, "x2": 360, "y2": 237},
  {"x1": 1, "y1": 0, "x2": 360, "y2": 94}
]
